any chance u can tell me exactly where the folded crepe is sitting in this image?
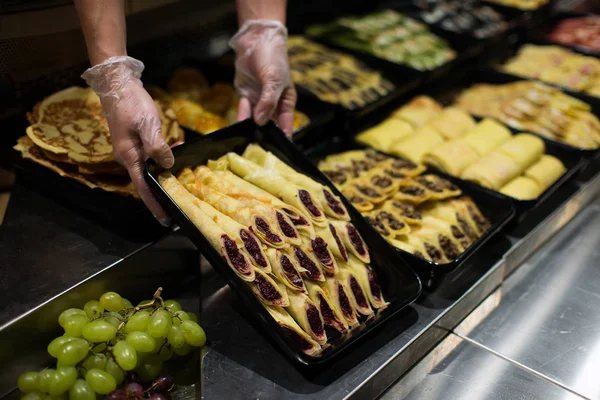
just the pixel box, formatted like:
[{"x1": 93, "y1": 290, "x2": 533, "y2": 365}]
[
  {"x1": 448, "y1": 197, "x2": 491, "y2": 236},
  {"x1": 301, "y1": 235, "x2": 338, "y2": 277},
  {"x1": 187, "y1": 181, "x2": 287, "y2": 248},
  {"x1": 421, "y1": 215, "x2": 471, "y2": 251},
  {"x1": 330, "y1": 221, "x2": 370, "y2": 264},
  {"x1": 356, "y1": 118, "x2": 415, "y2": 151},
  {"x1": 387, "y1": 238, "x2": 431, "y2": 261},
  {"x1": 227, "y1": 153, "x2": 328, "y2": 226},
  {"x1": 363, "y1": 169, "x2": 400, "y2": 194},
  {"x1": 427, "y1": 107, "x2": 476, "y2": 140},
  {"x1": 264, "y1": 305, "x2": 322, "y2": 356},
  {"x1": 523, "y1": 154, "x2": 566, "y2": 191},
  {"x1": 380, "y1": 156, "x2": 427, "y2": 178},
  {"x1": 291, "y1": 245, "x2": 326, "y2": 282},
  {"x1": 341, "y1": 189, "x2": 375, "y2": 213},
  {"x1": 304, "y1": 280, "x2": 349, "y2": 333},
  {"x1": 250, "y1": 269, "x2": 290, "y2": 307},
  {"x1": 500, "y1": 176, "x2": 542, "y2": 200},
  {"x1": 423, "y1": 140, "x2": 481, "y2": 176},
  {"x1": 392, "y1": 125, "x2": 445, "y2": 164},
  {"x1": 285, "y1": 289, "x2": 327, "y2": 345},
  {"x1": 343, "y1": 182, "x2": 388, "y2": 205},
  {"x1": 404, "y1": 235, "x2": 448, "y2": 264},
  {"x1": 337, "y1": 269, "x2": 373, "y2": 316},
  {"x1": 159, "y1": 173, "x2": 254, "y2": 281},
  {"x1": 242, "y1": 144, "x2": 350, "y2": 221},
  {"x1": 496, "y1": 134, "x2": 545, "y2": 169},
  {"x1": 381, "y1": 200, "x2": 423, "y2": 225},
  {"x1": 461, "y1": 118, "x2": 512, "y2": 157},
  {"x1": 461, "y1": 151, "x2": 522, "y2": 190},
  {"x1": 393, "y1": 179, "x2": 431, "y2": 204},
  {"x1": 345, "y1": 256, "x2": 387, "y2": 309},
  {"x1": 421, "y1": 202, "x2": 478, "y2": 242},
  {"x1": 412, "y1": 226, "x2": 464, "y2": 261},
  {"x1": 391, "y1": 95, "x2": 443, "y2": 128},
  {"x1": 315, "y1": 224, "x2": 349, "y2": 263},
  {"x1": 317, "y1": 277, "x2": 359, "y2": 328},
  {"x1": 413, "y1": 174, "x2": 462, "y2": 201},
  {"x1": 266, "y1": 248, "x2": 307, "y2": 294},
  {"x1": 368, "y1": 210, "x2": 411, "y2": 238}
]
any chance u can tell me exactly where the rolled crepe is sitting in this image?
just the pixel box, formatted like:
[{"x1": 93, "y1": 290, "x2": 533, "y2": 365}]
[
  {"x1": 337, "y1": 269, "x2": 373, "y2": 316},
  {"x1": 188, "y1": 197, "x2": 271, "y2": 273},
  {"x1": 524, "y1": 154, "x2": 566, "y2": 191},
  {"x1": 250, "y1": 269, "x2": 290, "y2": 307},
  {"x1": 381, "y1": 200, "x2": 423, "y2": 225},
  {"x1": 405, "y1": 235, "x2": 447, "y2": 263},
  {"x1": 193, "y1": 166, "x2": 302, "y2": 244},
  {"x1": 392, "y1": 125, "x2": 445, "y2": 164},
  {"x1": 343, "y1": 182, "x2": 388, "y2": 204},
  {"x1": 316, "y1": 224, "x2": 349, "y2": 263},
  {"x1": 266, "y1": 248, "x2": 307, "y2": 294},
  {"x1": 304, "y1": 280, "x2": 349, "y2": 333},
  {"x1": 393, "y1": 179, "x2": 430, "y2": 204},
  {"x1": 391, "y1": 95, "x2": 443, "y2": 128},
  {"x1": 380, "y1": 157, "x2": 427, "y2": 178},
  {"x1": 227, "y1": 153, "x2": 328, "y2": 226},
  {"x1": 500, "y1": 176, "x2": 542, "y2": 200},
  {"x1": 176, "y1": 167, "x2": 196, "y2": 186},
  {"x1": 159, "y1": 173, "x2": 254, "y2": 281},
  {"x1": 285, "y1": 289, "x2": 327, "y2": 345},
  {"x1": 345, "y1": 255, "x2": 387, "y2": 309},
  {"x1": 291, "y1": 245, "x2": 325, "y2": 282},
  {"x1": 427, "y1": 107, "x2": 476, "y2": 140},
  {"x1": 448, "y1": 197, "x2": 490, "y2": 236},
  {"x1": 364, "y1": 213, "x2": 391, "y2": 238},
  {"x1": 421, "y1": 202, "x2": 478, "y2": 242},
  {"x1": 264, "y1": 305, "x2": 322, "y2": 356},
  {"x1": 496, "y1": 134, "x2": 545, "y2": 170},
  {"x1": 387, "y1": 238, "x2": 431, "y2": 261},
  {"x1": 187, "y1": 182, "x2": 287, "y2": 248},
  {"x1": 421, "y1": 215, "x2": 471, "y2": 251},
  {"x1": 413, "y1": 174, "x2": 462, "y2": 200},
  {"x1": 330, "y1": 221, "x2": 370, "y2": 264},
  {"x1": 423, "y1": 140, "x2": 481, "y2": 176},
  {"x1": 412, "y1": 226, "x2": 463, "y2": 261},
  {"x1": 318, "y1": 277, "x2": 360, "y2": 327},
  {"x1": 301, "y1": 235, "x2": 338, "y2": 277},
  {"x1": 364, "y1": 169, "x2": 400, "y2": 194},
  {"x1": 341, "y1": 189, "x2": 375, "y2": 213},
  {"x1": 369, "y1": 210, "x2": 411, "y2": 237},
  {"x1": 461, "y1": 151, "x2": 522, "y2": 190},
  {"x1": 356, "y1": 118, "x2": 415, "y2": 152},
  {"x1": 461, "y1": 118, "x2": 512, "y2": 157},
  {"x1": 215, "y1": 169, "x2": 315, "y2": 237},
  {"x1": 242, "y1": 144, "x2": 350, "y2": 221}
]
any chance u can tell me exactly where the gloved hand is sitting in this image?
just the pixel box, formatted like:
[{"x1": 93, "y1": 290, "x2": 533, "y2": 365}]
[
  {"x1": 81, "y1": 56, "x2": 174, "y2": 225},
  {"x1": 229, "y1": 20, "x2": 297, "y2": 136}
]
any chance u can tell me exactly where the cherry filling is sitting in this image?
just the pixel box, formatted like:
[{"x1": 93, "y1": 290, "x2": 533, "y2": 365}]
[
  {"x1": 350, "y1": 277, "x2": 369, "y2": 309},
  {"x1": 306, "y1": 304, "x2": 325, "y2": 337},
  {"x1": 329, "y1": 224, "x2": 348, "y2": 262},
  {"x1": 311, "y1": 237, "x2": 333, "y2": 268},
  {"x1": 254, "y1": 273, "x2": 281, "y2": 302},
  {"x1": 285, "y1": 209, "x2": 309, "y2": 227},
  {"x1": 222, "y1": 235, "x2": 251, "y2": 275},
  {"x1": 299, "y1": 190, "x2": 322, "y2": 218},
  {"x1": 280, "y1": 255, "x2": 304, "y2": 288},
  {"x1": 276, "y1": 212, "x2": 298, "y2": 239},
  {"x1": 438, "y1": 234, "x2": 460, "y2": 259},
  {"x1": 281, "y1": 326, "x2": 313, "y2": 351},
  {"x1": 239, "y1": 230, "x2": 267, "y2": 268},
  {"x1": 323, "y1": 189, "x2": 346, "y2": 216},
  {"x1": 293, "y1": 247, "x2": 321, "y2": 280},
  {"x1": 451, "y1": 226, "x2": 470, "y2": 249},
  {"x1": 255, "y1": 217, "x2": 282, "y2": 243},
  {"x1": 457, "y1": 215, "x2": 477, "y2": 240},
  {"x1": 366, "y1": 267, "x2": 382, "y2": 302},
  {"x1": 347, "y1": 224, "x2": 367, "y2": 256},
  {"x1": 338, "y1": 285, "x2": 354, "y2": 319},
  {"x1": 424, "y1": 243, "x2": 443, "y2": 263},
  {"x1": 318, "y1": 294, "x2": 339, "y2": 326}
]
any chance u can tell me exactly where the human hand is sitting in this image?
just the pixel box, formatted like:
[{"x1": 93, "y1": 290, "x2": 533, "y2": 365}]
[
  {"x1": 229, "y1": 20, "x2": 297, "y2": 136},
  {"x1": 82, "y1": 56, "x2": 174, "y2": 225}
]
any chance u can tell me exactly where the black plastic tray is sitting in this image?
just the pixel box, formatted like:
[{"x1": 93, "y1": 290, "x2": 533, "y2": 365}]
[
  {"x1": 305, "y1": 137, "x2": 516, "y2": 278},
  {"x1": 533, "y1": 12, "x2": 600, "y2": 58},
  {"x1": 144, "y1": 120, "x2": 422, "y2": 365}
]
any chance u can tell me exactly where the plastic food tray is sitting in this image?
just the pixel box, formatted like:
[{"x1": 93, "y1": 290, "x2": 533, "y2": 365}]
[{"x1": 144, "y1": 120, "x2": 422, "y2": 365}]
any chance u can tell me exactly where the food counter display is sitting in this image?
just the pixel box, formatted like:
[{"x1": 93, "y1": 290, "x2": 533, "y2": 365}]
[{"x1": 2, "y1": 3, "x2": 600, "y2": 400}]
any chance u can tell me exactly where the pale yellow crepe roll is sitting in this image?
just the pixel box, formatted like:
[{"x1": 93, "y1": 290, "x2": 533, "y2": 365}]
[
  {"x1": 423, "y1": 139, "x2": 480, "y2": 176},
  {"x1": 496, "y1": 134, "x2": 545, "y2": 170},
  {"x1": 524, "y1": 154, "x2": 566, "y2": 191},
  {"x1": 391, "y1": 95, "x2": 443, "y2": 128},
  {"x1": 461, "y1": 151, "x2": 522, "y2": 190},
  {"x1": 356, "y1": 118, "x2": 415, "y2": 152},
  {"x1": 461, "y1": 118, "x2": 512, "y2": 156},
  {"x1": 427, "y1": 107, "x2": 476, "y2": 140},
  {"x1": 392, "y1": 125, "x2": 445, "y2": 164},
  {"x1": 500, "y1": 176, "x2": 543, "y2": 200}
]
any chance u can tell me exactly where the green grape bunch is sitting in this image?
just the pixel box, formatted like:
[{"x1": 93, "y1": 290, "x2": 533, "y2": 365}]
[{"x1": 17, "y1": 288, "x2": 206, "y2": 399}]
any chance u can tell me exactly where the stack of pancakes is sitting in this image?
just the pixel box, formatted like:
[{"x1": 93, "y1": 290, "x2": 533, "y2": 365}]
[{"x1": 14, "y1": 87, "x2": 184, "y2": 197}]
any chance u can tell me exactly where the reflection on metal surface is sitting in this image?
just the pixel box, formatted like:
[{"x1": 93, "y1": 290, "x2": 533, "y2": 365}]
[
  {"x1": 452, "y1": 288, "x2": 502, "y2": 337},
  {"x1": 463, "y1": 200, "x2": 600, "y2": 400},
  {"x1": 384, "y1": 333, "x2": 584, "y2": 400}
]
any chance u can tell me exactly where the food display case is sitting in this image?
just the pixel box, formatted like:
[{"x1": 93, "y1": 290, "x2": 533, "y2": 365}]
[{"x1": 2, "y1": 0, "x2": 600, "y2": 399}]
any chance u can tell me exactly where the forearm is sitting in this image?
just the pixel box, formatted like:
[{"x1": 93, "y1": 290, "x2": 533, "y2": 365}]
[
  {"x1": 74, "y1": 0, "x2": 127, "y2": 66},
  {"x1": 236, "y1": 0, "x2": 286, "y2": 24}
]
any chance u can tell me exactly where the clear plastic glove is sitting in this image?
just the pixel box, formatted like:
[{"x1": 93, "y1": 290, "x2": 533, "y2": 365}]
[
  {"x1": 229, "y1": 20, "x2": 297, "y2": 136},
  {"x1": 81, "y1": 56, "x2": 174, "y2": 226}
]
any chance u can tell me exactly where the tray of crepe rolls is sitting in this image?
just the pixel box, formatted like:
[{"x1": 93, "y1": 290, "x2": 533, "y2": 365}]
[
  {"x1": 354, "y1": 94, "x2": 583, "y2": 218},
  {"x1": 312, "y1": 142, "x2": 514, "y2": 275},
  {"x1": 535, "y1": 13, "x2": 600, "y2": 58},
  {"x1": 143, "y1": 120, "x2": 422, "y2": 364}
]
